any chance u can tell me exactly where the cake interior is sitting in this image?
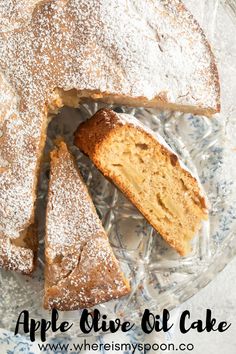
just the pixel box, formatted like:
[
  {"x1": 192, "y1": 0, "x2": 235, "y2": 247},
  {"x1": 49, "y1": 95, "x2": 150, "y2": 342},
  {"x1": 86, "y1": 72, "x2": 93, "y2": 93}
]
[{"x1": 92, "y1": 124, "x2": 208, "y2": 255}]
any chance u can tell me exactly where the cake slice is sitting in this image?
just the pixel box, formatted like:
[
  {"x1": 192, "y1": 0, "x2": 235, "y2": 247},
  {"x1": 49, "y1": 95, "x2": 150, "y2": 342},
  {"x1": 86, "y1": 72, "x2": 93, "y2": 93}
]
[
  {"x1": 74, "y1": 109, "x2": 208, "y2": 256},
  {"x1": 44, "y1": 141, "x2": 130, "y2": 310}
]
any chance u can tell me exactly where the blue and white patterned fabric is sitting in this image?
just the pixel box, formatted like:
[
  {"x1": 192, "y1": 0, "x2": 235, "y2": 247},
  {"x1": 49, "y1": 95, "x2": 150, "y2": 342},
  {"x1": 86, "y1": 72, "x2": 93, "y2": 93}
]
[{"x1": 0, "y1": 317, "x2": 178, "y2": 354}]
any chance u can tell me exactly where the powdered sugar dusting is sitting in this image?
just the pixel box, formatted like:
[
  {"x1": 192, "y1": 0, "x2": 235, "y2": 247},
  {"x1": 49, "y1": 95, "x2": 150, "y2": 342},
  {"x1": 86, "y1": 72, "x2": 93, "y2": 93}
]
[
  {"x1": 45, "y1": 142, "x2": 129, "y2": 309},
  {"x1": 0, "y1": 238, "x2": 34, "y2": 274},
  {"x1": 0, "y1": 72, "x2": 44, "y2": 239},
  {"x1": 0, "y1": 0, "x2": 41, "y2": 32},
  {"x1": 46, "y1": 143, "x2": 103, "y2": 260}
]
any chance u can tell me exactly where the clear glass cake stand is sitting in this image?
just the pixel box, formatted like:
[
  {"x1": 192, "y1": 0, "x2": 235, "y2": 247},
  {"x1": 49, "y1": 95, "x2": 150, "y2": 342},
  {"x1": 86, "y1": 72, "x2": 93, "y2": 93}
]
[{"x1": 0, "y1": 0, "x2": 236, "y2": 337}]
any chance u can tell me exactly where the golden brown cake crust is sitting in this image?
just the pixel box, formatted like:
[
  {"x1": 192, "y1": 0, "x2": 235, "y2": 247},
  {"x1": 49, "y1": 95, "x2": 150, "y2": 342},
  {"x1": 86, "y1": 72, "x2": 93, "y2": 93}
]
[
  {"x1": 74, "y1": 109, "x2": 208, "y2": 256},
  {"x1": 44, "y1": 141, "x2": 130, "y2": 310}
]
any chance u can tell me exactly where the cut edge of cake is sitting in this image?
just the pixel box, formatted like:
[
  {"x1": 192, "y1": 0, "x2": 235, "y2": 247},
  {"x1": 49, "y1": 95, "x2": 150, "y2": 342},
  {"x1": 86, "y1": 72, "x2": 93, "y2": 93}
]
[{"x1": 74, "y1": 109, "x2": 208, "y2": 256}]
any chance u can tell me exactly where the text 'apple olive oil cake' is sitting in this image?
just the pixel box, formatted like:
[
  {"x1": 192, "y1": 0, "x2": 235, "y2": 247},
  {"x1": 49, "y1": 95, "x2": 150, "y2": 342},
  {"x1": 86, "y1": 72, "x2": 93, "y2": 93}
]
[
  {"x1": 44, "y1": 141, "x2": 130, "y2": 310},
  {"x1": 74, "y1": 109, "x2": 208, "y2": 256}
]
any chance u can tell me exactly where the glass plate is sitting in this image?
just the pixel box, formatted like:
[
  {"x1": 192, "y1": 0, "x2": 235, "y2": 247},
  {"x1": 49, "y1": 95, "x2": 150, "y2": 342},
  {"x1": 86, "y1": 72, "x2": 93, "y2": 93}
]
[{"x1": 0, "y1": 0, "x2": 236, "y2": 336}]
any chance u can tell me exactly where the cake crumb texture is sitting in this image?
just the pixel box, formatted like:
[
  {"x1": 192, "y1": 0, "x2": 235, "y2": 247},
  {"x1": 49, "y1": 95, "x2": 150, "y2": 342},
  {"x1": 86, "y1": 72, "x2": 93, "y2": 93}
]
[{"x1": 75, "y1": 109, "x2": 208, "y2": 256}]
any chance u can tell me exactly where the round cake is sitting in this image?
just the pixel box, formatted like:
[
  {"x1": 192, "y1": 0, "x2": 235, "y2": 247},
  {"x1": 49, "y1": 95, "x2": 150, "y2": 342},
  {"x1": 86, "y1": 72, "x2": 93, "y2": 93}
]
[{"x1": 0, "y1": 0, "x2": 220, "y2": 273}]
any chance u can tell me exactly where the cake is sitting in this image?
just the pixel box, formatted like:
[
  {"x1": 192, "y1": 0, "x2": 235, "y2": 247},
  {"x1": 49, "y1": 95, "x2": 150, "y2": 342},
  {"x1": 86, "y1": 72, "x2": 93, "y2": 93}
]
[
  {"x1": 0, "y1": 0, "x2": 219, "y2": 272},
  {"x1": 0, "y1": 223, "x2": 37, "y2": 274},
  {"x1": 0, "y1": 72, "x2": 39, "y2": 274},
  {"x1": 74, "y1": 109, "x2": 208, "y2": 255},
  {"x1": 44, "y1": 141, "x2": 130, "y2": 310}
]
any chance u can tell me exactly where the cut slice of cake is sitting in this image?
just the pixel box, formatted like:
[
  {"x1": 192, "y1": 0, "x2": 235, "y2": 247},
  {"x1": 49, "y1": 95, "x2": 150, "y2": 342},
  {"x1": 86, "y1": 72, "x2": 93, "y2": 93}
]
[
  {"x1": 74, "y1": 109, "x2": 208, "y2": 256},
  {"x1": 44, "y1": 141, "x2": 130, "y2": 310}
]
